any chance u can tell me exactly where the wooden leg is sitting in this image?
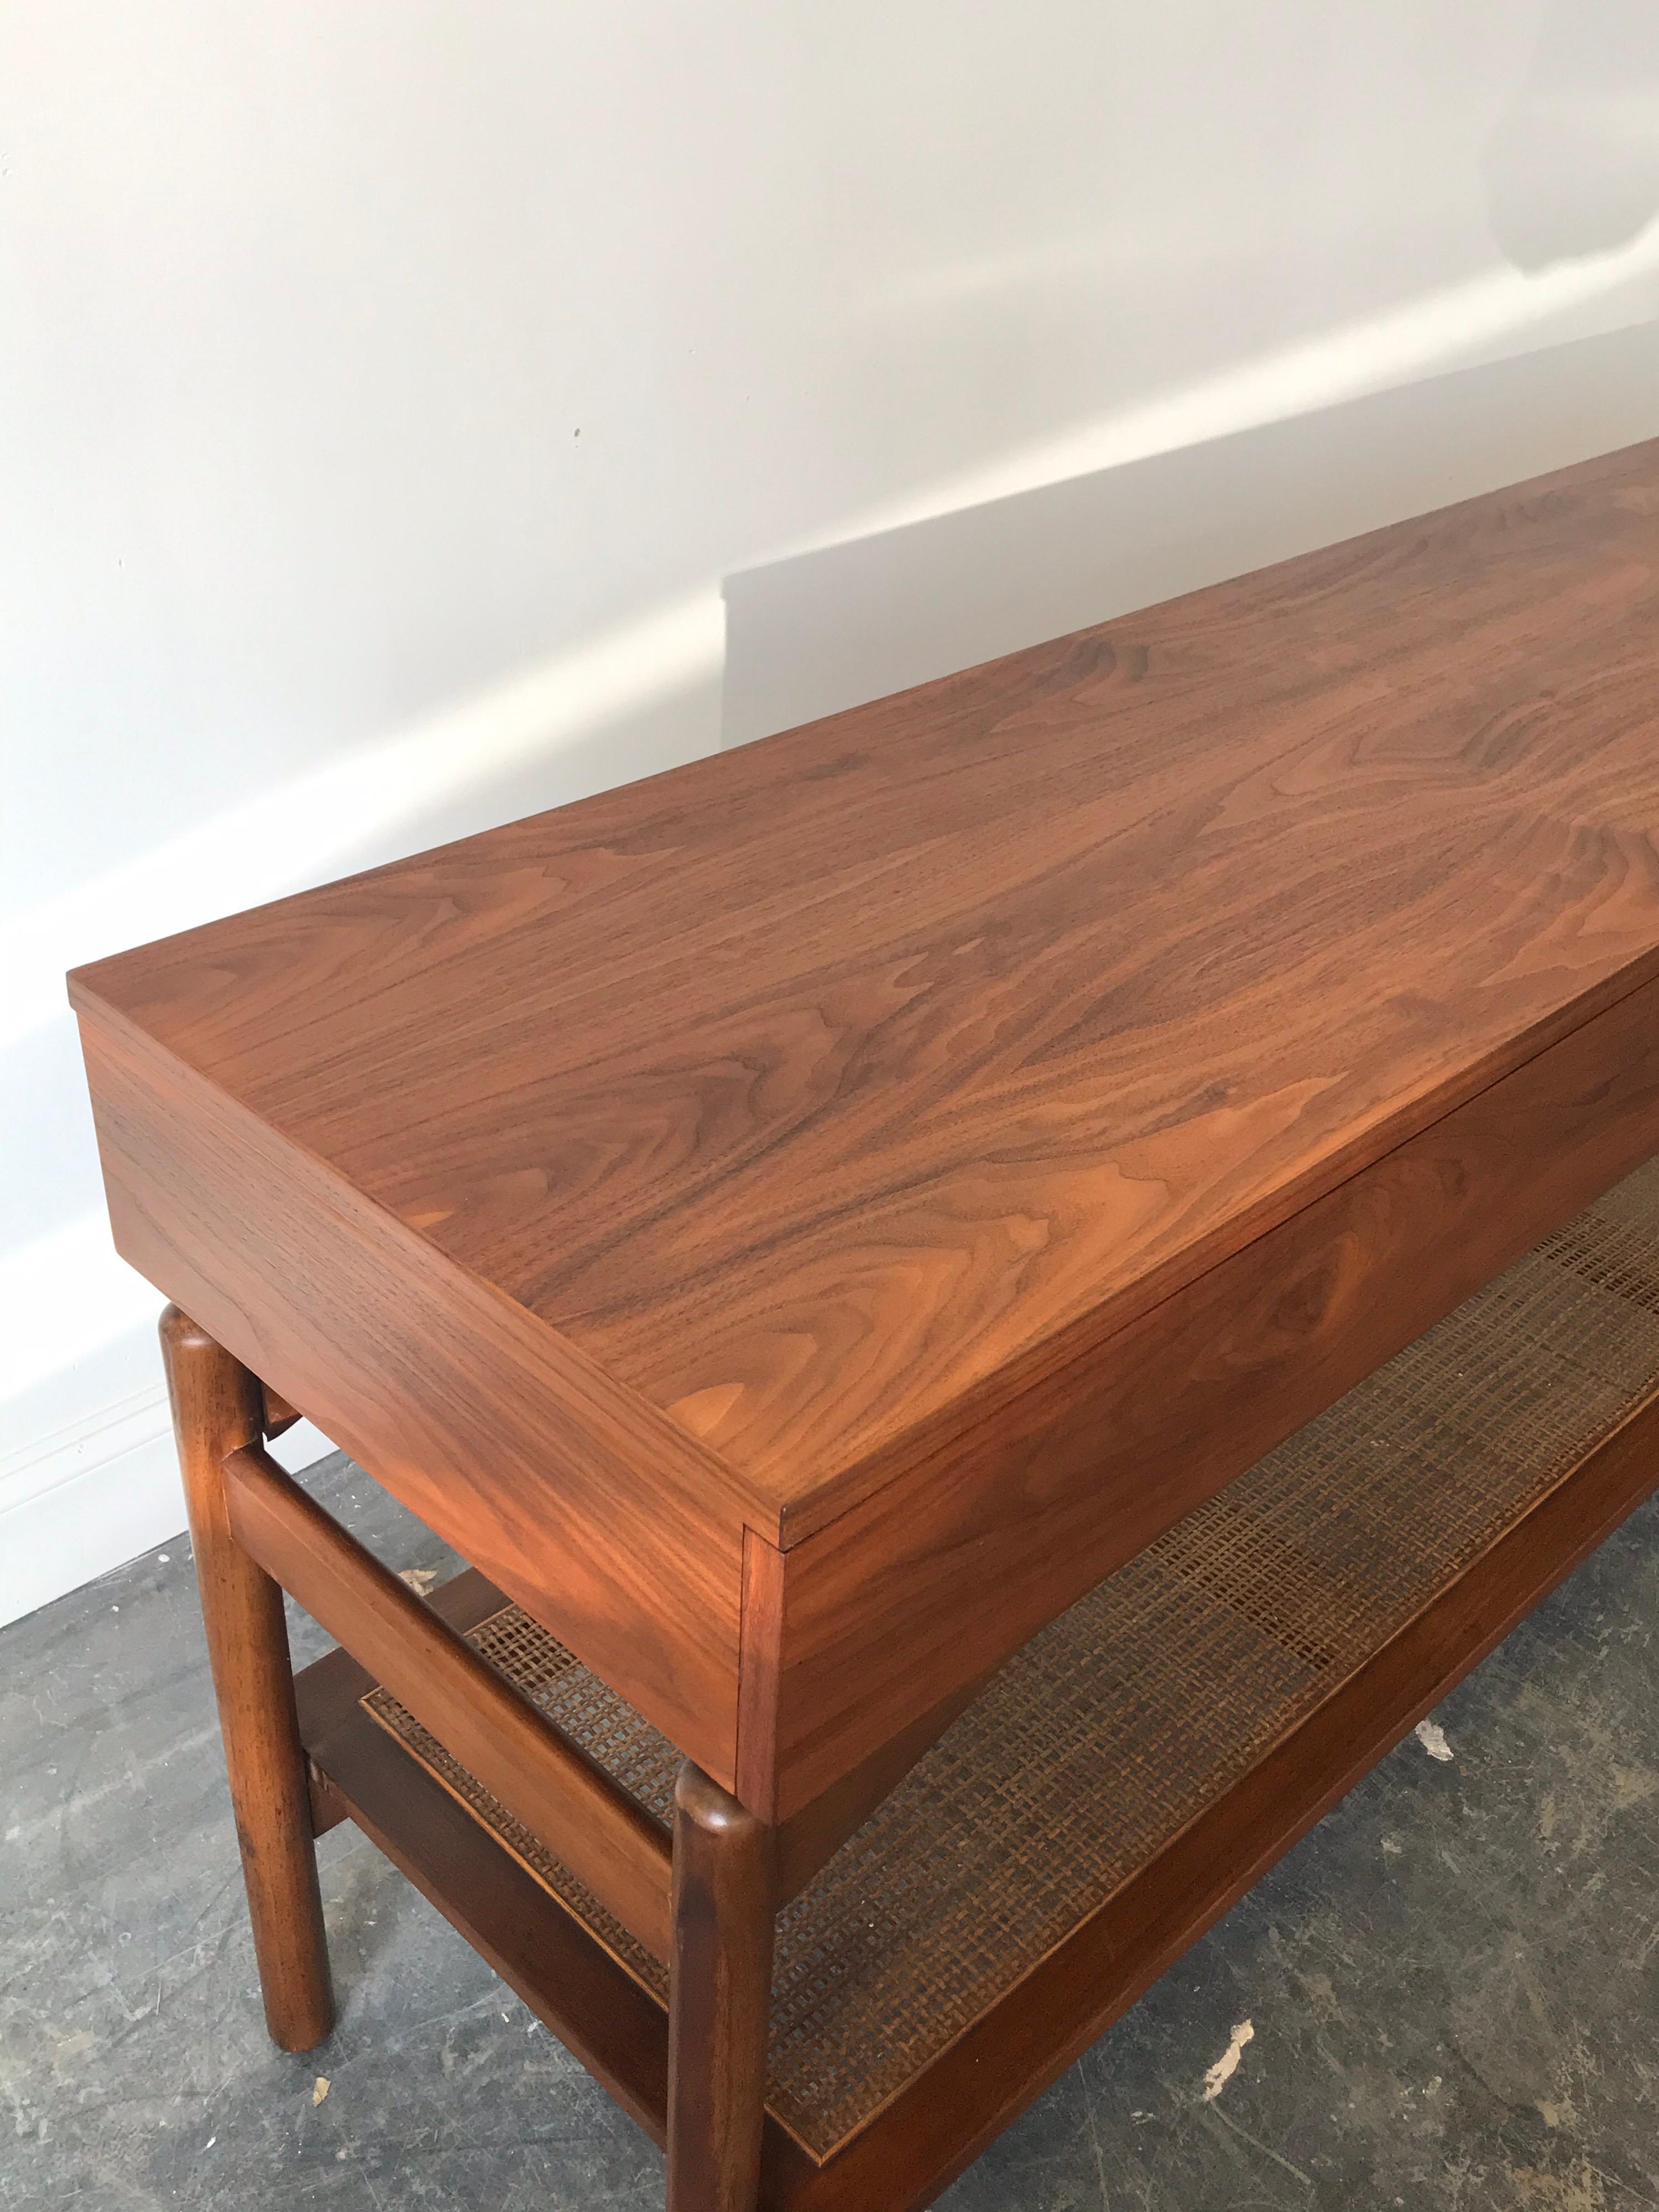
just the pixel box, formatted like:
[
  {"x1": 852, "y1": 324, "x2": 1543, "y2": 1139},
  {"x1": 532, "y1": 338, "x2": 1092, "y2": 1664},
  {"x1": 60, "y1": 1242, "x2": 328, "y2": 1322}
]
[
  {"x1": 667, "y1": 1762, "x2": 774, "y2": 2212},
  {"x1": 159, "y1": 1306, "x2": 334, "y2": 2052}
]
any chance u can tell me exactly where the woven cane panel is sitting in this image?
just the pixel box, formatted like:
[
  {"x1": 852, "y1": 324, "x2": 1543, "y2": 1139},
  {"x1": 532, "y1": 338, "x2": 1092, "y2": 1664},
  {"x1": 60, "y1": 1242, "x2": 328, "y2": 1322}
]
[{"x1": 363, "y1": 1152, "x2": 1659, "y2": 2159}]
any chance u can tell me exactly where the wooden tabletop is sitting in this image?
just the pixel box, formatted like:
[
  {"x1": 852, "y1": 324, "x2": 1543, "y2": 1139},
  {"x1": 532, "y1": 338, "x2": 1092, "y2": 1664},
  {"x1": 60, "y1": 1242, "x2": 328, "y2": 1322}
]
[
  {"x1": 71, "y1": 439, "x2": 1659, "y2": 1806},
  {"x1": 77, "y1": 441, "x2": 1659, "y2": 1519}
]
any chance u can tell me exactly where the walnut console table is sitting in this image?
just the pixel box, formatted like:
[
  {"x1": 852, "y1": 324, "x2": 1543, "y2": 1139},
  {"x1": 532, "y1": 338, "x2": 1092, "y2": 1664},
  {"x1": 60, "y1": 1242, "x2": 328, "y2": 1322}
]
[{"x1": 71, "y1": 441, "x2": 1659, "y2": 2209}]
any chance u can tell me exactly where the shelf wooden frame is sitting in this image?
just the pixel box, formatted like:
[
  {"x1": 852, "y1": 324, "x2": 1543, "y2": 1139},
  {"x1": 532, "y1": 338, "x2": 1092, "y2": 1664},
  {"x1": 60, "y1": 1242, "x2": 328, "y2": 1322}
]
[
  {"x1": 223, "y1": 1441, "x2": 675, "y2": 1960},
  {"x1": 283, "y1": 1380, "x2": 1659, "y2": 2212}
]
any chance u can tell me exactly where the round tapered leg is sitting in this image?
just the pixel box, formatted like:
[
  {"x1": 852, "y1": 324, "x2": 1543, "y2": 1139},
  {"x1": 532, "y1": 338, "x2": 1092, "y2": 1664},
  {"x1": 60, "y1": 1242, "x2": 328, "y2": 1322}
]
[
  {"x1": 159, "y1": 1306, "x2": 334, "y2": 2051},
  {"x1": 667, "y1": 1762, "x2": 774, "y2": 2212}
]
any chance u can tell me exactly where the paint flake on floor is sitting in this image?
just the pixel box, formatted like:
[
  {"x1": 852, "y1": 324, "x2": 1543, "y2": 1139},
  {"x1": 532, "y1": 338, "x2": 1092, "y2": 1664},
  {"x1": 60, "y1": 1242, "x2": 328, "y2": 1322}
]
[{"x1": 1200, "y1": 2018, "x2": 1254, "y2": 2102}]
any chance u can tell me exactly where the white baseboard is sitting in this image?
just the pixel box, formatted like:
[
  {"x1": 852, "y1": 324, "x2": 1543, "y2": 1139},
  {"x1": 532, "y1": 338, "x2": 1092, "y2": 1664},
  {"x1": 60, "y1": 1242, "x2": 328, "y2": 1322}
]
[{"x1": 0, "y1": 1384, "x2": 334, "y2": 1631}]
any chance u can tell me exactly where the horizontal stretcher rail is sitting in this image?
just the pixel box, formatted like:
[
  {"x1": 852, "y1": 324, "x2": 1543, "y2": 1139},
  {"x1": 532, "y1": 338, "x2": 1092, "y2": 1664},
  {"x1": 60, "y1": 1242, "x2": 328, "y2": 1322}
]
[{"x1": 222, "y1": 1442, "x2": 674, "y2": 1960}]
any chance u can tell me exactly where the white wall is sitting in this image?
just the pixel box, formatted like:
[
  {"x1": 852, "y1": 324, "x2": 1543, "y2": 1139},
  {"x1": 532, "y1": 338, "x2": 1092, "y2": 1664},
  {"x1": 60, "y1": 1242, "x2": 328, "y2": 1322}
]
[{"x1": 6, "y1": 1, "x2": 1659, "y2": 1624}]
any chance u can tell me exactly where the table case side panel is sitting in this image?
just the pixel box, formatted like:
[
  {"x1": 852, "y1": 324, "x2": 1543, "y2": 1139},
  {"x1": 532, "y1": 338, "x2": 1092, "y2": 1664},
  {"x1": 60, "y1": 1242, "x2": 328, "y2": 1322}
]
[
  {"x1": 76, "y1": 1005, "x2": 747, "y2": 1789},
  {"x1": 759, "y1": 965, "x2": 1659, "y2": 1819}
]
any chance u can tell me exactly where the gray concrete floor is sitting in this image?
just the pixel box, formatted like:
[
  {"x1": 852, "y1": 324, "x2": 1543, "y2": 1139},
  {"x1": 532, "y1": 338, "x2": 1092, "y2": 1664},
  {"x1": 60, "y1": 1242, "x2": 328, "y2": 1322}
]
[{"x1": 4, "y1": 1452, "x2": 1659, "y2": 2212}]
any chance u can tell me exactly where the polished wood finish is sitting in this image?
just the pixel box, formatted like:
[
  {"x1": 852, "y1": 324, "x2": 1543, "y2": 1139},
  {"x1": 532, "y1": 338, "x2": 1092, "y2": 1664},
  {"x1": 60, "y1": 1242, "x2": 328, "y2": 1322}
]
[
  {"x1": 70, "y1": 444, "x2": 1659, "y2": 1524},
  {"x1": 223, "y1": 1441, "x2": 674, "y2": 1960},
  {"x1": 754, "y1": 958, "x2": 1659, "y2": 1815},
  {"x1": 72, "y1": 441, "x2": 1659, "y2": 1819},
  {"x1": 667, "y1": 1766, "x2": 775, "y2": 2212},
  {"x1": 293, "y1": 1564, "x2": 529, "y2": 1841},
  {"x1": 292, "y1": 1562, "x2": 516, "y2": 1715},
  {"x1": 157, "y1": 1307, "x2": 333, "y2": 2052},
  {"x1": 79, "y1": 1012, "x2": 747, "y2": 1787},
  {"x1": 733, "y1": 1531, "x2": 785, "y2": 1817}
]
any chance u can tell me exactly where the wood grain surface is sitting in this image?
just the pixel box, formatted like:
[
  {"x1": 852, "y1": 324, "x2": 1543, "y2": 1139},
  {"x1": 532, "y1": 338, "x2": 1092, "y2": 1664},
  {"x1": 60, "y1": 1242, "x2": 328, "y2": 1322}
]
[
  {"x1": 71, "y1": 440, "x2": 1659, "y2": 1814},
  {"x1": 749, "y1": 961, "x2": 1659, "y2": 1815},
  {"x1": 77, "y1": 1008, "x2": 747, "y2": 1784},
  {"x1": 72, "y1": 443, "x2": 1659, "y2": 1537}
]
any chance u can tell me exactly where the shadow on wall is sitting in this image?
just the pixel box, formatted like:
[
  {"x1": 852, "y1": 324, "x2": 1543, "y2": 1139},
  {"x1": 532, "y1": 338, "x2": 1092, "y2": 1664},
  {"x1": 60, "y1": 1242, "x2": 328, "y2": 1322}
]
[
  {"x1": 1484, "y1": 0, "x2": 1659, "y2": 271},
  {"x1": 721, "y1": 321, "x2": 1659, "y2": 751}
]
